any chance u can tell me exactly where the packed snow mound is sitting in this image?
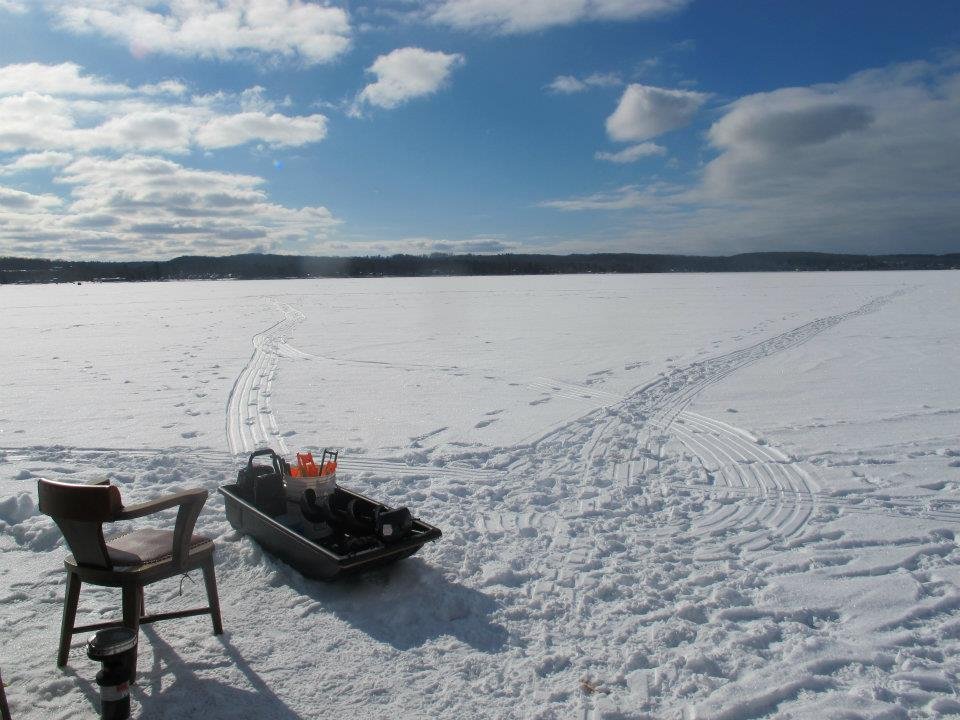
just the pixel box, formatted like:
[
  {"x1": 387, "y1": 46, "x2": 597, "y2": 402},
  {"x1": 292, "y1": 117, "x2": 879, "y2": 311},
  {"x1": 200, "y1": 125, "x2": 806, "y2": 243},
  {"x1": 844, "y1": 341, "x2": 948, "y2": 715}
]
[{"x1": 0, "y1": 492, "x2": 35, "y2": 524}]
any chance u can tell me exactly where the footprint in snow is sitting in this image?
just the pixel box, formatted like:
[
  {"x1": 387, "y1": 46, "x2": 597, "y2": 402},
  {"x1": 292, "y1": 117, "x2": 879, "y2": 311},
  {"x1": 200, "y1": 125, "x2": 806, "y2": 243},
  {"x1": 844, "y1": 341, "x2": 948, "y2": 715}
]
[{"x1": 475, "y1": 419, "x2": 498, "y2": 429}]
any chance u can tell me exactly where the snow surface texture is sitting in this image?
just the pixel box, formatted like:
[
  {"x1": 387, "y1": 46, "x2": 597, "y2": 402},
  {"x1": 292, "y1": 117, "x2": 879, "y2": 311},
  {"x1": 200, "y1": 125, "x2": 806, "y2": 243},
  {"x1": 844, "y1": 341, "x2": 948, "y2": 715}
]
[{"x1": 1, "y1": 272, "x2": 959, "y2": 719}]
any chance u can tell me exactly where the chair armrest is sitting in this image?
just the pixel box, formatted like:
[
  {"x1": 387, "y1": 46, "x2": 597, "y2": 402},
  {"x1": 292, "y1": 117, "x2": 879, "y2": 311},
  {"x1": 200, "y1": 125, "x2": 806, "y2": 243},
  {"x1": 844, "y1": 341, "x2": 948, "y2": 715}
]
[
  {"x1": 116, "y1": 488, "x2": 209, "y2": 568},
  {"x1": 115, "y1": 489, "x2": 207, "y2": 520}
]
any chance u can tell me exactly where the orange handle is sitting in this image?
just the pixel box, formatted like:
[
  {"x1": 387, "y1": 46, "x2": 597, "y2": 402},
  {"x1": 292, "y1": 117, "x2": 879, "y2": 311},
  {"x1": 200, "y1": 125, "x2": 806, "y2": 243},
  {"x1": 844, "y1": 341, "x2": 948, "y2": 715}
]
[{"x1": 296, "y1": 452, "x2": 319, "y2": 476}]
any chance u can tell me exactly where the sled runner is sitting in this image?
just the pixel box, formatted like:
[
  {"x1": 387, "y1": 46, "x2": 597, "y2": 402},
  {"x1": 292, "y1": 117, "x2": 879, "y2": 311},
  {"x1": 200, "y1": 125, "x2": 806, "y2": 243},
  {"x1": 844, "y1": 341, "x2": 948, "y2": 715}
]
[{"x1": 220, "y1": 449, "x2": 441, "y2": 580}]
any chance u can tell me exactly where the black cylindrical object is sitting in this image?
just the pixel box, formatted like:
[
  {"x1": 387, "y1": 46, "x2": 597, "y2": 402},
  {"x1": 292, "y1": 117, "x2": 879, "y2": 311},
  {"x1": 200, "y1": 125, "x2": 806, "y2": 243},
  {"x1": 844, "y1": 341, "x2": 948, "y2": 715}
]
[
  {"x1": 1, "y1": 667, "x2": 11, "y2": 720},
  {"x1": 87, "y1": 627, "x2": 138, "y2": 720}
]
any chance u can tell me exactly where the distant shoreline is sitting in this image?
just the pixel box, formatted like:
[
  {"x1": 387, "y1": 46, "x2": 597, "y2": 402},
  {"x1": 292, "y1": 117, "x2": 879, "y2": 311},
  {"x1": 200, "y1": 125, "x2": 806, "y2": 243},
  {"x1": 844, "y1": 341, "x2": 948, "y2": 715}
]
[{"x1": 2, "y1": 251, "x2": 958, "y2": 284}]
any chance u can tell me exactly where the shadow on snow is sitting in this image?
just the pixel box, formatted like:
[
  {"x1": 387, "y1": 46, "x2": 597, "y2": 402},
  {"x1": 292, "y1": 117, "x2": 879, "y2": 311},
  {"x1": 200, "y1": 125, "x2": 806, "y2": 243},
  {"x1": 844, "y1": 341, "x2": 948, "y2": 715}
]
[{"x1": 283, "y1": 557, "x2": 510, "y2": 653}]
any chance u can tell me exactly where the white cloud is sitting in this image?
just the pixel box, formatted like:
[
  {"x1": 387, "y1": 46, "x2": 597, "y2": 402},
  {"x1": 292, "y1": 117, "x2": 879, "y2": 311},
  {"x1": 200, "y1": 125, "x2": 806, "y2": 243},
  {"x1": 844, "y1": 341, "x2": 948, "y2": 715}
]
[
  {"x1": 0, "y1": 151, "x2": 73, "y2": 175},
  {"x1": 357, "y1": 47, "x2": 464, "y2": 110},
  {"x1": 320, "y1": 235, "x2": 516, "y2": 256},
  {"x1": 0, "y1": 0, "x2": 27, "y2": 13},
  {"x1": 547, "y1": 72, "x2": 621, "y2": 94},
  {"x1": 595, "y1": 142, "x2": 665, "y2": 163},
  {"x1": 635, "y1": 56, "x2": 661, "y2": 74},
  {"x1": 0, "y1": 93, "x2": 75, "y2": 153},
  {"x1": 239, "y1": 86, "x2": 275, "y2": 113},
  {"x1": 709, "y1": 97, "x2": 873, "y2": 153},
  {"x1": 44, "y1": 0, "x2": 351, "y2": 65},
  {"x1": 0, "y1": 62, "x2": 189, "y2": 99},
  {"x1": 139, "y1": 79, "x2": 189, "y2": 97},
  {"x1": 696, "y1": 73, "x2": 920, "y2": 209},
  {"x1": 91, "y1": 110, "x2": 195, "y2": 152},
  {"x1": 541, "y1": 183, "x2": 680, "y2": 211},
  {"x1": 0, "y1": 63, "x2": 340, "y2": 257},
  {"x1": 0, "y1": 185, "x2": 62, "y2": 211},
  {"x1": 0, "y1": 155, "x2": 340, "y2": 258},
  {"x1": 606, "y1": 83, "x2": 708, "y2": 141},
  {"x1": 196, "y1": 112, "x2": 327, "y2": 148},
  {"x1": 428, "y1": 0, "x2": 690, "y2": 33},
  {"x1": 545, "y1": 59, "x2": 960, "y2": 254},
  {"x1": 405, "y1": 236, "x2": 514, "y2": 253},
  {"x1": 0, "y1": 62, "x2": 132, "y2": 96},
  {"x1": 0, "y1": 64, "x2": 329, "y2": 154},
  {"x1": 0, "y1": 91, "x2": 308, "y2": 153},
  {"x1": 547, "y1": 75, "x2": 587, "y2": 94}
]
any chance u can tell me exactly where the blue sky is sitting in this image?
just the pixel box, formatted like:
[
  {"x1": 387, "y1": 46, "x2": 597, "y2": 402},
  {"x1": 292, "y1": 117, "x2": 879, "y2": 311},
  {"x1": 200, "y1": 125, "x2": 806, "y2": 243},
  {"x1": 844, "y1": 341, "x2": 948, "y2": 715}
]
[{"x1": 0, "y1": 0, "x2": 958, "y2": 259}]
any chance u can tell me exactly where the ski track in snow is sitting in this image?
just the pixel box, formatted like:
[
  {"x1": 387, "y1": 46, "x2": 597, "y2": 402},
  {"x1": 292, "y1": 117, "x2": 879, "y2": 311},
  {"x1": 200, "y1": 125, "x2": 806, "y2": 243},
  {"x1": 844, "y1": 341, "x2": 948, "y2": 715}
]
[
  {"x1": 8, "y1": 284, "x2": 960, "y2": 718},
  {"x1": 527, "y1": 378, "x2": 624, "y2": 405},
  {"x1": 225, "y1": 300, "x2": 304, "y2": 456}
]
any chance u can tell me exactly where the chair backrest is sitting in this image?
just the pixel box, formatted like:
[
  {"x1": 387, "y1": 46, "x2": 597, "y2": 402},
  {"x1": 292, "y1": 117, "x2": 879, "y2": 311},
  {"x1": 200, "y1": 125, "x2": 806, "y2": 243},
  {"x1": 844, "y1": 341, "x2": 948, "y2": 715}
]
[{"x1": 37, "y1": 479, "x2": 122, "y2": 569}]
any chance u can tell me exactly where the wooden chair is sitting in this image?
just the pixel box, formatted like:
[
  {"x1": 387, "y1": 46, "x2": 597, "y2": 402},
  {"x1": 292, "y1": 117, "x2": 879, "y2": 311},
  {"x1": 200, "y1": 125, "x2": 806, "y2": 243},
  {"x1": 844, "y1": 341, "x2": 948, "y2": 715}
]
[{"x1": 37, "y1": 478, "x2": 223, "y2": 676}]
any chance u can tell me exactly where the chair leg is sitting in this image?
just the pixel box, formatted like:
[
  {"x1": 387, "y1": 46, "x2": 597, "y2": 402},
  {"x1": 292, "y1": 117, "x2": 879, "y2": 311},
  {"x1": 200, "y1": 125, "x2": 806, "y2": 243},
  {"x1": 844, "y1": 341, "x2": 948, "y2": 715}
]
[
  {"x1": 57, "y1": 571, "x2": 81, "y2": 668},
  {"x1": 202, "y1": 557, "x2": 223, "y2": 636},
  {"x1": 121, "y1": 585, "x2": 141, "y2": 683},
  {"x1": 138, "y1": 587, "x2": 145, "y2": 618}
]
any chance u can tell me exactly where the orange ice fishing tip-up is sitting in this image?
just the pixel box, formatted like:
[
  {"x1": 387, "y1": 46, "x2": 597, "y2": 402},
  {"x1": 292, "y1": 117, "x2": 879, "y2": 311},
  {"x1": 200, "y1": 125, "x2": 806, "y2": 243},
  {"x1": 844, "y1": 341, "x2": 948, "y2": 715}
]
[{"x1": 289, "y1": 451, "x2": 337, "y2": 477}]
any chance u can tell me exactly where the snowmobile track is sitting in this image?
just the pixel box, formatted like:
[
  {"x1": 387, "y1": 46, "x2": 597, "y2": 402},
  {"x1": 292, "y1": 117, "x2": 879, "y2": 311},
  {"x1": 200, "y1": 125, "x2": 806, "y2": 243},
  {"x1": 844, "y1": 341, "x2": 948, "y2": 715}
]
[
  {"x1": 671, "y1": 412, "x2": 817, "y2": 549},
  {"x1": 226, "y1": 300, "x2": 304, "y2": 456},
  {"x1": 512, "y1": 290, "x2": 913, "y2": 712}
]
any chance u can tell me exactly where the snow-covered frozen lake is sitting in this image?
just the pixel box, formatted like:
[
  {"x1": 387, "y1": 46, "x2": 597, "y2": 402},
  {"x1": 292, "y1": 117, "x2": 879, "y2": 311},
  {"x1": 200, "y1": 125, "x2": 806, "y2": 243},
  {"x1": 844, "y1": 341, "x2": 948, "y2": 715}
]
[{"x1": 2, "y1": 271, "x2": 959, "y2": 718}]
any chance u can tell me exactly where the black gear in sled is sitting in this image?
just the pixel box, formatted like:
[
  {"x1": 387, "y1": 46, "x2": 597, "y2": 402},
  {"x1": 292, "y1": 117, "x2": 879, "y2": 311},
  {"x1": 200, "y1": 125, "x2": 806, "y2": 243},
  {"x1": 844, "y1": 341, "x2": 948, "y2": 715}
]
[
  {"x1": 299, "y1": 488, "x2": 413, "y2": 544},
  {"x1": 237, "y1": 448, "x2": 288, "y2": 517}
]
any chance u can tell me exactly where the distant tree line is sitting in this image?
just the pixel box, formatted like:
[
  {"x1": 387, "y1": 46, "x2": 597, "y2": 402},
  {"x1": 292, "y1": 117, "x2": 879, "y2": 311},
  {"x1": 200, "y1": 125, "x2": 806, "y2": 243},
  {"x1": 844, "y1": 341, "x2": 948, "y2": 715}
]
[{"x1": 1, "y1": 251, "x2": 958, "y2": 284}]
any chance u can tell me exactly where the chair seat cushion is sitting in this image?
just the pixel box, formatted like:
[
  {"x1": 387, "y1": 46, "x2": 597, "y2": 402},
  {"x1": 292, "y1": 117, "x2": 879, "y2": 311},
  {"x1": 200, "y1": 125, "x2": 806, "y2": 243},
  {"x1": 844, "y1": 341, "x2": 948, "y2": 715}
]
[{"x1": 106, "y1": 528, "x2": 212, "y2": 566}]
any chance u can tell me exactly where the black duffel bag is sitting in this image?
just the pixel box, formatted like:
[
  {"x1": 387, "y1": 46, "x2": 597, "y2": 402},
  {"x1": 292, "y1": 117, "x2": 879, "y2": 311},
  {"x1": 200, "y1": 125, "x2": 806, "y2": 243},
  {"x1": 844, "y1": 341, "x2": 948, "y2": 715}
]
[{"x1": 237, "y1": 448, "x2": 288, "y2": 517}]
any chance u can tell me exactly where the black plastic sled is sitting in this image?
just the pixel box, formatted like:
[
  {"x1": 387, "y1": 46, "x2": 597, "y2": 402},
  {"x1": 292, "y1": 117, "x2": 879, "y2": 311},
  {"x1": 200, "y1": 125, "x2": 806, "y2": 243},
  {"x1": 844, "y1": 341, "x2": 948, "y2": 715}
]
[{"x1": 219, "y1": 452, "x2": 441, "y2": 580}]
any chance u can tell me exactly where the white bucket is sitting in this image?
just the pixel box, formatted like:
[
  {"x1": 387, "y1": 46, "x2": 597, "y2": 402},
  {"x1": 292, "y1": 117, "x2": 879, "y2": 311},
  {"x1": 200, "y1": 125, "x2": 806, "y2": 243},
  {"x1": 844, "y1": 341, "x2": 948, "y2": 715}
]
[
  {"x1": 285, "y1": 472, "x2": 336, "y2": 503},
  {"x1": 285, "y1": 473, "x2": 337, "y2": 530}
]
